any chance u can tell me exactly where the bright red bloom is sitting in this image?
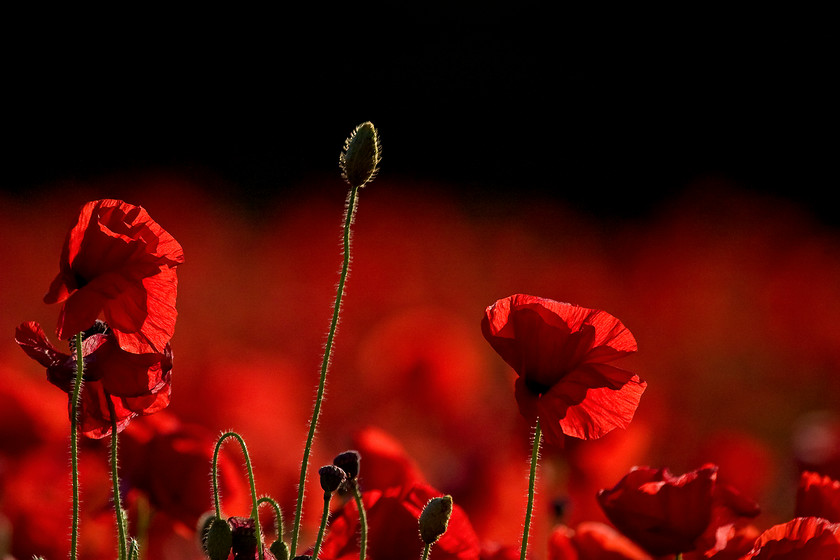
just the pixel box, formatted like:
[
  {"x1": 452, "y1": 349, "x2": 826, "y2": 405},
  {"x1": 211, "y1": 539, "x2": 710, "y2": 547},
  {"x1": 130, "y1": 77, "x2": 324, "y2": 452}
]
[
  {"x1": 481, "y1": 294, "x2": 646, "y2": 445},
  {"x1": 548, "y1": 522, "x2": 652, "y2": 560},
  {"x1": 316, "y1": 481, "x2": 480, "y2": 560},
  {"x1": 44, "y1": 199, "x2": 184, "y2": 354},
  {"x1": 596, "y1": 464, "x2": 719, "y2": 556},
  {"x1": 15, "y1": 320, "x2": 172, "y2": 438},
  {"x1": 796, "y1": 471, "x2": 840, "y2": 523},
  {"x1": 743, "y1": 517, "x2": 840, "y2": 559}
]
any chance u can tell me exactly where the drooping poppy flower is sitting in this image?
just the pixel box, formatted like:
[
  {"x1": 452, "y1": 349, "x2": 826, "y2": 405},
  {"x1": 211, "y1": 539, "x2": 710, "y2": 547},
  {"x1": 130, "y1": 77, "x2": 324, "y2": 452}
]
[
  {"x1": 43, "y1": 199, "x2": 184, "y2": 354},
  {"x1": 548, "y1": 522, "x2": 652, "y2": 560},
  {"x1": 315, "y1": 481, "x2": 481, "y2": 560},
  {"x1": 481, "y1": 294, "x2": 646, "y2": 445},
  {"x1": 743, "y1": 517, "x2": 840, "y2": 559},
  {"x1": 795, "y1": 471, "x2": 840, "y2": 523},
  {"x1": 596, "y1": 464, "x2": 719, "y2": 557},
  {"x1": 15, "y1": 320, "x2": 172, "y2": 438}
]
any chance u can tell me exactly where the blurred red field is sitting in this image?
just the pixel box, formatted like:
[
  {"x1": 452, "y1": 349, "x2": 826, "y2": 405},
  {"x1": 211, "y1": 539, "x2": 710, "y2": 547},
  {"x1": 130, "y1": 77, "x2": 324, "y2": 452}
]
[{"x1": 1, "y1": 171, "x2": 839, "y2": 559}]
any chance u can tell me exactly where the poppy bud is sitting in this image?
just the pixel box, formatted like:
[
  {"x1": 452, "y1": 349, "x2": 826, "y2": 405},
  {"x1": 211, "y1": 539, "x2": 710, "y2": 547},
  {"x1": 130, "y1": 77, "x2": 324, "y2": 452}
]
[
  {"x1": 333, "y1": 450, "x2": 361, "y2": 480},
  {"x1": 418, "y1": 495, "x2": 453, "y2": 545},
  {"x1": 203, "y1": 516, "x2": 233, "y2": 560},
  {"x1": 228, "y1": 516, "x2": 257, "y2": 559},
  {"x1": 270, "y1": 540, "x2": 290, "y2": 560},
  {"x1": 319, "y1": 464, "x2": 347, "y2": 495},
  {"x1": 339, "y1": 121, "x2": 381, "y2": 188}
]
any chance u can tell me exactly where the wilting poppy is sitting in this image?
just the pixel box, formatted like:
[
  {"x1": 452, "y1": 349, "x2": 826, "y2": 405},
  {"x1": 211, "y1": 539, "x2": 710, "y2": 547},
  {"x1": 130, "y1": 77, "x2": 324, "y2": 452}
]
[
  {"x1": 743, "y1": 517, "x2": 840, "y2": 559},
  {"x1": 596, "y1": 464, "x2": 719, "y2": 556},
  {"x1": 795, "y1": 471, "x2": 840, "y2": 523},
  {"x1": 481, "y1": 294, "x2": 646, "y2": 445},
  {"x1": 15, "y1": 320, "x2": 172, "y2": 438},
  {"x1": 44, "y1": 199, "x2": 184, "y2": 355}
]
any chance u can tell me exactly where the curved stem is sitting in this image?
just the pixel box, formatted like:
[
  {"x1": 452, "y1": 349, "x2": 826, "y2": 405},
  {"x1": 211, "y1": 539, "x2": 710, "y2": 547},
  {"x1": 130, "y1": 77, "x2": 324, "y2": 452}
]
[
  {"x1": 213, "y1": 431, "x2": 265, "y2": 560},
  {"x1": 311, "y1": 494, "x2": 332, "y2": 560},
  {"x1": 291, "y1": 185, "x2": 360, "y2": 556},
  {"x1": 106, "y1": 395, "x2": 128, "y2": 560},
  {"x1": 69, "y1": 332, "x2": 85, "y2": 560},
  {"x1": 257, "y1": 495, "x2": 284, "y2": 542},
  {"x1": 520, "y1": 418, "x2": 542, "y2": 560},
  {"x1": 351, "y1": 484, "x2": 368, "y2": 560}
]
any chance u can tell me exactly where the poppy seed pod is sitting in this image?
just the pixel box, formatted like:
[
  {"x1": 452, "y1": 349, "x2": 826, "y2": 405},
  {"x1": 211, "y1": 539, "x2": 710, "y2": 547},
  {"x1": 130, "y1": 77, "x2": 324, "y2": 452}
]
[
  {"x1": 339, "y1": 121, "x2": 381, "y2": 188},
  {"x1": 333, "y1": 450, "x2": 361, "y2": 480},
  {"x1": 418, "y1": 495, "x2": 453, "y2": 545},
  {"x1": 319, "y1": 464, "x2": 347, "y2": 495}
]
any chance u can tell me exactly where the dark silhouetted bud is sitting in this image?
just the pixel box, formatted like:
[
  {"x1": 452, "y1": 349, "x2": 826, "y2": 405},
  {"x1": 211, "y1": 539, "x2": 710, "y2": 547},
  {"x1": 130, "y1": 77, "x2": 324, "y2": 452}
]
[
  {"x1": 203, "y1": 516, "x2": 233, "y2": 560},
  {"x1": 270, "y1": 539, "x2": 290, "y2": 560},
  {"x1": 339, "y1": 122, "x2": 381, "y2": 188},
  {"x1": 319, "y1": 464, "x2": 347, "y2": 495},
  {"x1": 228, "y1": 516, "x2": 257, "y2": 560},
  {"x1": 419, "y1": 495, "x2": 453, "y2": 545},
  {"x1": 333, "y1": 450, "x2": 361, "y2": 480}
]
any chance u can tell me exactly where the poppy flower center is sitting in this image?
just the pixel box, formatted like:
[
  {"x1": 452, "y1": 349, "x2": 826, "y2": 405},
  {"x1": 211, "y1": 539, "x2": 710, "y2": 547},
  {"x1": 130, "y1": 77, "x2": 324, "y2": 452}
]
[{"x1": 524, "y1": 377, "x2": 552, "y2": 396}]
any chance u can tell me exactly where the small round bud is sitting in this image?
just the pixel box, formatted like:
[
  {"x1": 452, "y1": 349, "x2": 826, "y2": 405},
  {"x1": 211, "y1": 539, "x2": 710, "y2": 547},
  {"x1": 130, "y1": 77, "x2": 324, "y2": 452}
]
[
  {"x1": 339, "y1": 121, "x2": 381, "y2": 188},
  {"x1": 332, "y1": 450, "x2": 361, "y2": 480},
  {"x1": 270, "y1": 539, "x2": 290, "y2": 560},
  {"x1": 203, "y1": 516, "x2": 233, "y2": 560},
  {"x1": 318, "y1": 464, "x2": 347, "y2": 495},
  {"x1": 418, "y1": 495, "x2": 453, "y2": 545}
]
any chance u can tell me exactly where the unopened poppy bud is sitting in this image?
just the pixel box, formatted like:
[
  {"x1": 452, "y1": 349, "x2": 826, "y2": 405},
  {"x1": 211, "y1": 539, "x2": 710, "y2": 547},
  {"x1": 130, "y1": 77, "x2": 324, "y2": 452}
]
[
  {"x1": 203, "y1": 516, "x2": 233, "y2": 560},
  {"x1": 319, "y1": 464, "x2": 347, "y2": 495},
  {"x1": 332, "y1": 450, "x2": 361, "y2": 480},
  {"x1": 339, "y1": 121, "x2": 381, "y2": 188},
  {"x1": 418, "y1": 495, "x2": 453, "y2": 545},
  {"x1": 270, "y1": 540, "x2": 290, "y2": 560}
]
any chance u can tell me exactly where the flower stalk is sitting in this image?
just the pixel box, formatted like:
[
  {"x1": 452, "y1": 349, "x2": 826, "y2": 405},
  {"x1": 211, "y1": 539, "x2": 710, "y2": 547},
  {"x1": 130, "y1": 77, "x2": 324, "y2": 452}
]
[
  {"x1": 107, "y1": 396, "x2": 128, "y2": 560},
  {"x1": 70, "y1": 331, "x2": 85, "y2": 560},
  {"x1": 520, "y1": 419, "x2": 542, "y2": 560}
]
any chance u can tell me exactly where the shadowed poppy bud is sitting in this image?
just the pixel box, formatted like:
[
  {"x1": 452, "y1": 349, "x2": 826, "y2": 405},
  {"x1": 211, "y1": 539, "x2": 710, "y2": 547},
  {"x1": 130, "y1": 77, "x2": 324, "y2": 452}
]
[
  {"x1": 419, "y1": 495, "x2": 453, "y2": 545},
  {"x1": 333, "y1": 450, "x2": 361, "y2": 480},
  {"x1": 270, "y1": 540, "x2": 290, "y2": 560},
  {"x1": 339, "y1": 121, "x2": 381, "y2": 188},
  {"x1": 319, "y1": 464, "x2": 347, "y2": 495},
  {"x1": 229, "y1": 516, "x2": 257, "y2": 559},
  {"x1": 203, "y1": 516, "x2": 233, "y2": 560}
]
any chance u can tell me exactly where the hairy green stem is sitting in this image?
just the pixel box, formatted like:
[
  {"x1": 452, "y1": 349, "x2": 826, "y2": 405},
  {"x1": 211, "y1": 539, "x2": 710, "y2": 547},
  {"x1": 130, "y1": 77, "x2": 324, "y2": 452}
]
[
  {"x1": 520, "y1": 419, "x2": 542, "y2": 560},
  {"x1": 290, "y1": 185, "x2": 359, "y2": 556},
  {"x1": 213, "y1": 431, "x2": 265, "y2": 560},
  {"x1": 352, "y1": 484, "x2": 368, "y2": 560},
  {"x1": 311, "y1": 494, "x2": 332, "y2": 560},
  {"x1": 421, "y1": 543, "x2": 432, "y2": 560},
  {"x1": 107, "y1": 395, "x2": 128, "y2": 560},
  {"x1": 257, "y1": 496, "x2": 284, "y2": 542},
  {"x1": 70, "y1": 332, "x2": 85, "y2": 560}
]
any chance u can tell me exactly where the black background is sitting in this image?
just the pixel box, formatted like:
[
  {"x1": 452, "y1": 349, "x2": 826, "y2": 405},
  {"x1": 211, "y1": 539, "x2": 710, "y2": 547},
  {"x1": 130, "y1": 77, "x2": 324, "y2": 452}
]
[{"x1": 3, "y1": 13, "x2": 834, "y2": 224}]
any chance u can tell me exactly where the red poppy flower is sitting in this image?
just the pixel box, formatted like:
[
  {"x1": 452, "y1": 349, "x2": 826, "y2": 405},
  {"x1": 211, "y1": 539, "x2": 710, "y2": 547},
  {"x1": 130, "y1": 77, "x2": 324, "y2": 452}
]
[
  {"x1": 481, "y1": 294, "x2": 646, "y2": 445},
  {"x1": 15, "y1": 320, "x2": 172, "y2": 438},
  {"x1": 315, "y1": 481, "x2": 480, "y2": 560},
  {"x1": 596, "y1": 464, "x2": 719, "y2": 556},
  {"x1": 796, "y1": 471, "x2": 840, "y2": 523},
  {"x1": 743, "y1": 517, "x2": 840, "y2": 559},
  {"x1": 43, "y1": 199, "x2": 184, "y2": 354},
  {"x1": 548, "y1": 522, "x2": 652, "y2": 560}
]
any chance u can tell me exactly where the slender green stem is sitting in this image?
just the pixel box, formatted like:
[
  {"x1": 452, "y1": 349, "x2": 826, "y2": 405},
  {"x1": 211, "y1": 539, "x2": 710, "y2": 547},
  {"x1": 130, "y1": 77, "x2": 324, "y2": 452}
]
[
  {"x1": 70, "y1": 332, "x2": 85, "y2": 560},
  {"x1": 421, "y1": 543, "x2": 432, "y2": 560},
  {"x1": 107, "y1": 395, "x2": 128, "y2": 560},
  {"x1": 291, "y1": 185, "x2": 360, "y2": 556},
  {"x1": 213, "y1": 431, "x2": 265, "y2": 560},
  {"x1": 352, "y1": 484, "x2": 368, "y2": 560},
  {"x1": 520, "y1": 418, "x2": 542, "y2": 560},
  {"x1": 257, "y1": 496, "x2": 284, "y2": 542},
  {"x1": 311, "y1": 494, "x2": 332, "y2": 560}
]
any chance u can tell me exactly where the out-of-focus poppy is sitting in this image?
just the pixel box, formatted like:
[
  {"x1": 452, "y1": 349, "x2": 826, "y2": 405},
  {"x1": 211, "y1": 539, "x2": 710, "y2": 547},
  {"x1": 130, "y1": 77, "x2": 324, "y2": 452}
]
[
  {"x1": 548, "y1": 522, "x2": 652, "y2": 560},
  {"x1": 315, "y1": 481, "x2": 480, "y2": 560},
  {"x1": 795, "y1": 471, "x2": 840, "y2": 523},
  {"x1": 43, "y1": 199, "x2": 184, "y2": 355},
  {"x1": 596, "y1": 464, "x2": 719, "y2": 557},
  {"x1": 743, "y1": 517, "x2": 840, "y2": 559},
  {"x1": 481, "y1": 294, "x2": 646, "y2": 445},
  {"x1": 15, "y1": 320, "x2": 172, "y2": 438}
]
